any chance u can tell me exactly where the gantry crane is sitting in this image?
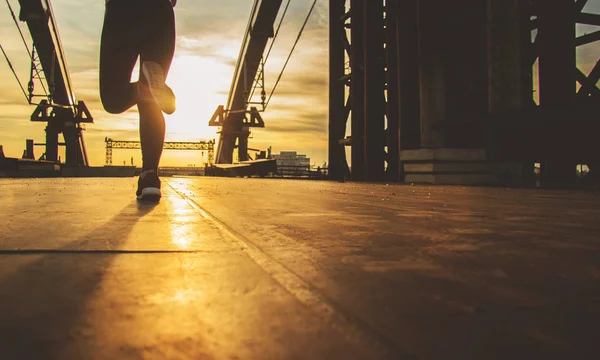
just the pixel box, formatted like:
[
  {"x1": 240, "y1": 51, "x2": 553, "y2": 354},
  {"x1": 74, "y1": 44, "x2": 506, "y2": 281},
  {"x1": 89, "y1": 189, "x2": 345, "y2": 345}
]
[
  {"x1": 209, "y1": 0, "x2": 283, "y2": 164},
  {"x1": 17, "y1": 0, "x2": 92, "y2": 166},
  {"x1": 104, "y1": 138, "x2": 215, "y2": 166}
]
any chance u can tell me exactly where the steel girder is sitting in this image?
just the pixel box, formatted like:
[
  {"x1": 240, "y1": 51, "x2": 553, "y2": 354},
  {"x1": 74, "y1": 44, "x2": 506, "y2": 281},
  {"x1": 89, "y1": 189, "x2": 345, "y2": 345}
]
[
  {"x1": 329, "y1": 0, "x2": 599, "y2": 186},
  {"x1": 18, "y1": 0, "x2": 92, "y2": 166},
  {"x1": 527, "y1": 0, "x2": 600, "y2": 186},
  {"x1": 104, "y1": 138, "x2": 215, "y2": 166},
  {"x1": 329, "y1": 0, "x2": 392, "y2": 182}
]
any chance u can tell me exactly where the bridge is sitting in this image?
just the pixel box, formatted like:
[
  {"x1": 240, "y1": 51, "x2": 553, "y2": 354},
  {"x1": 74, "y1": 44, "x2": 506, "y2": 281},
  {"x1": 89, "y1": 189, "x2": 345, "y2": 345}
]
[
  {"x1": 328, "y1": 0, "x2": 600, "y2": 188},
  {"x1": 1, "y1": 2, "x2": 600, "y2": 358},
  {"x1": 2, "y1": 0, "x2": 598, "y2": 188}
]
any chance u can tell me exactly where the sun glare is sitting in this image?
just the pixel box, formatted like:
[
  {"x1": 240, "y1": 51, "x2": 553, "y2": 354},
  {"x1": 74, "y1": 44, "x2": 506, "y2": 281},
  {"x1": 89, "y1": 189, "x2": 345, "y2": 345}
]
[{"x1": 163, "y1": 55, "x2": 231, "y2": 142}]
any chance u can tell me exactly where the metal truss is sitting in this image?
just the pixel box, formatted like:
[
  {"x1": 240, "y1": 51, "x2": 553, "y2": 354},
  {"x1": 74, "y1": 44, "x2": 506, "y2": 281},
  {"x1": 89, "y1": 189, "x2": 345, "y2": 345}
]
[
  {"x1": 18, "y1": 0, "x2": 93, "y2": 166},
  {"x1": 27, "y1": 47, "x2": 49, "y2": 104},
  {"x1": 328, "y1": 0, "x2": 350, "y2": 181},
  {"x1": 104, "y1": 138, "x2": 215, "y2": 166},
  {"x1": 330, "y1": 0, "x2": 599, "y2": 186},
  {"x1": 329, "y1": 0, "x2": 415, "y2": 182},
  {"x1": 528, "y1": 0, "x2": 600, "y2": 101},
  {"x1": 525, "y1": 0, "x2": 600, "y2": 186}
]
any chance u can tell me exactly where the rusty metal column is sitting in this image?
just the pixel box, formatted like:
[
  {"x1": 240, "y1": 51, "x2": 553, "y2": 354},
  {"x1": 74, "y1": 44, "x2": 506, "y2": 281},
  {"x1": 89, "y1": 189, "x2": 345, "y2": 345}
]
[
  {"x1": 238, "y1": 130, "x2": 249, "y2": 162},
  {"x1": 487, "y1": 1, "x2": 525, "y2": 118},
  {"x1": 364, "y1": 0, "x2": 385, "y2": 181},
  {"x1": 487, "y1": 0, "x2": 533, "y2": 186},
  {"x1": 329, "y1": 0, "x2": 349, "y2": 180},
  {"x1": 350, "y1": 0, "x2": 366, "y2": 181},
  {"x1": 64, "y1": 127, "x2": 78, "y2": 165},
  {"x1": 417, "y1": 0, "x2": 447, "y2": 148},
  {"x1": 521, "y1": 0, "x2": 535, "y2": 109},
  {"x1": 397, "y1": 0, "x2": 421, "y2": 151},
  {"x1": 385, "y1": 0, "x2": 400, "y2": 181},
  {"x1": 537, "y1": 0, "x2": 577, "y2": 188},
  {"x1": 45, "y1": 124, "x2": 59, "y2": 162}
]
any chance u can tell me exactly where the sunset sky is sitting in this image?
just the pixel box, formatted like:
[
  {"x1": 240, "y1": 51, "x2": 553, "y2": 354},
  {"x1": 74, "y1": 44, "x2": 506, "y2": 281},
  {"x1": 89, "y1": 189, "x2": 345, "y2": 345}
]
[
  {"x1": 0, "y1": 0, "x2": 329, "y2": 167},
  {"x1": 1, "y1": 0, "x2": 598, "y2": 167}
]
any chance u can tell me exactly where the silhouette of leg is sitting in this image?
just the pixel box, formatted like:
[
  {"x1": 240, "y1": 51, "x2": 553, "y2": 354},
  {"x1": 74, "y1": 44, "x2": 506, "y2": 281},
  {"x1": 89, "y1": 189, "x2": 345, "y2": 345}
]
[
  {"x1": 99, "y1": 0, "x2": 140, "y2": 114},
  {"x1": 138, "y1": 1, "x2": 176, "y2": 172}
]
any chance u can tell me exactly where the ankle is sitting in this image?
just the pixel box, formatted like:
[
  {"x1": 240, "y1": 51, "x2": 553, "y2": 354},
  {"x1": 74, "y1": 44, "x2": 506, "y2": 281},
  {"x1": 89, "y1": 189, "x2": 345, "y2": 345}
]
[{"x1": 140, "y1": 169, "x2": 157, "y2": 179}]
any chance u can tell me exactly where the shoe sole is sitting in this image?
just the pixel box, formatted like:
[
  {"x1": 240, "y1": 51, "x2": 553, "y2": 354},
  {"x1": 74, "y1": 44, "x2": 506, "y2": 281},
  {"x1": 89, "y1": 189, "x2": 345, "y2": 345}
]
[
  {"x1": 141, "y1": 62, "x2": 176, "y2": 115},
  {"x1": 137, "y1": 187, "x2": 162, "y2": 202}
]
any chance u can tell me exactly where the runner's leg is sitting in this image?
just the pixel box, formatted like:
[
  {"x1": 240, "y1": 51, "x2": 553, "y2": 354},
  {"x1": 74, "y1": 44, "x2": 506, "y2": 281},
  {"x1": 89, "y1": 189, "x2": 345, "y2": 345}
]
[
  {"x1": 99, "y1": 0, "x2": 140, "y2": 114},
  {"x1": 138, "y1": 0, "x2": 176, "y2": 172}
]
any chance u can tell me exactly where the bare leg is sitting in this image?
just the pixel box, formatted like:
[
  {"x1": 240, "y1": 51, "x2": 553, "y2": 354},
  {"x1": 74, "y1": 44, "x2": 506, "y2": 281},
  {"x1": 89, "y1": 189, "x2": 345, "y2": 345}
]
[
  {"x1": 138, "y1": 0, "x2": 176, "y2": 172},
  {"x1": 99, "y1": 0, "x2": 140, "y2": 114},
  {"x1": 101, "y1": 0, "x2": 176, "y2": 173}
]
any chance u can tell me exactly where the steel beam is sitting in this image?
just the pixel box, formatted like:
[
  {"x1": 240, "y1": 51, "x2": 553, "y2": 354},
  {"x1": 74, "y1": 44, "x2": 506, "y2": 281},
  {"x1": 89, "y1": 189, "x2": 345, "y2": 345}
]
[
  {"x1": 350, "y1": 0, "x2": 366, "y2": 180},
  {"x1": 363, "y1": 0, "x2": 385, "y2": 181},
  {"x1": 18, "y1": 0, "x2": 92, "y2": 167},
  {"x1": 578, "y1": 13, "x2": 600, "y2": 26},
  {"x1": 577, "y1": 61, "x2": 600, "y2": 97},
  {"x1": 521, "y1": 0, "x2": 536, "y2": 108},
  {"x1": 417, "y1": 0, "x2": 447, "y2": 148},
  {"x1": 385, "y1": 0, "x2": 400, "y2": 181},
  {"x1": 104, "y1": 138, "x2": 215, "y2": 166},
  {"x1": 397, "y1": 0, "x2": 421, "y2": 151},
  {"x1": 575, "y1": 0, "x2": 589, "y2": 14},
  {"x1": 45, "y1": 124, "x2": 58, "y2": 162},
  {"x1": 537, "y1": 0, "x2": 578, "y2": 188},
  {"x1": 213, "y1": 0, "x2": 283, "y2": 164},
  {"x1": 328, "y1": 0, "x2": 349, "y2": 180},
  {"x1": 487, "y1": 0, "x2": 525, "y2": 114},
  {"x1": 537, "y1": 0, "x2": 576, "y2": 102},
  {"x1": 576, "y1": 30, "x2": 600, "y2": 46}
]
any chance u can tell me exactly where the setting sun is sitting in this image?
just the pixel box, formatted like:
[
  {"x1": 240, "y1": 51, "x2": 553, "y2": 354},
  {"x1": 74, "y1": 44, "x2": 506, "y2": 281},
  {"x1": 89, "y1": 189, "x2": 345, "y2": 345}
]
[{"x1": 164, "y1": 55, "x2": 229, "y2": 142}]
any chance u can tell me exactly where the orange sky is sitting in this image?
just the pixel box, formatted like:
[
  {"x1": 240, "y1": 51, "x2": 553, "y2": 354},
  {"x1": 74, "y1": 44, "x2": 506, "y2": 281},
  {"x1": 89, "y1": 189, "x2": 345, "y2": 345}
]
[
  {"x1": 0, "y1": 0, "x2": 329, "y2": 167},
  {"x1": 1, "y1": 0, "x2": 598, "y2": 168}
]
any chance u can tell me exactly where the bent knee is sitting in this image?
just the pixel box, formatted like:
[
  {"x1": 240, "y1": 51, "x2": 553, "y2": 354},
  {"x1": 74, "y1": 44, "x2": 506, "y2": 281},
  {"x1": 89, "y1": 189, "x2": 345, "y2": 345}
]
[
  {"x1": 103, "y1": 103, "x2": 126, "y2": 114},
  {"x1": 100, "y1": 91, "x2": 133, "y2": 114},
  {"x1": 100, "y1": 80, "x2": 138, "y2": 114}
]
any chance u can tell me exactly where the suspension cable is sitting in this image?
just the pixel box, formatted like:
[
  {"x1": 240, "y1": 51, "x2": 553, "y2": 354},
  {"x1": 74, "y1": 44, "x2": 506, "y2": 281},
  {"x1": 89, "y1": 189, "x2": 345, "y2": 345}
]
[
  {"x1": 5, "y1": 0, "x2": 49, "y2": 97},
  {"x1": 0, "y1": 42, "x2": 29, "y2": 102},
  {"x1": 265, "y1": 0, "x2": 318, "y2": 110},
  {"x1": 265, "y1": 0, "x2": 291, "y2": 64},
  {"x1": 248, "y1": 0, "x2": 292, "y2": 102},
  {"x1": 45, "y1": 0, "x2": 76, "y2": 106},
  {"x1": 5, "y1": 0, "x2": 31, "y2": 55}
]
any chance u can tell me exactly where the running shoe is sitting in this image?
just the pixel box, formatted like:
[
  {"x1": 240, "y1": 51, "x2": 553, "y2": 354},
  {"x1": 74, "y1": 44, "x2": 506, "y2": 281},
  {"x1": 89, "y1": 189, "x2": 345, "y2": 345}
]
[
  {"x1": 136, "y1": 170, "x2": 161, "y2": 202},
  {"x1": 141, "y1": 61, "x2": 176, "y2": 115}
]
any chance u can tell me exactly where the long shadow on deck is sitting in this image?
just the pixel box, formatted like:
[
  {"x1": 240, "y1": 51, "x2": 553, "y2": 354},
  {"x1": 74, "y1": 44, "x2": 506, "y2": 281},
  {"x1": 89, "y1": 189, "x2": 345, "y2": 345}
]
[{"x1": 0, "y1": 201, "x2": 158, "y2": 358}]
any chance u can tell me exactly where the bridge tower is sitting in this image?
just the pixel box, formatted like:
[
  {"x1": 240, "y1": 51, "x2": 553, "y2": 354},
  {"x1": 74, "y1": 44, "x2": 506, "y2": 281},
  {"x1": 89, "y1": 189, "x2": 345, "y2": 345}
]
[{"x1": 329, "y1": 0, "x2": 599, "y2": 187}]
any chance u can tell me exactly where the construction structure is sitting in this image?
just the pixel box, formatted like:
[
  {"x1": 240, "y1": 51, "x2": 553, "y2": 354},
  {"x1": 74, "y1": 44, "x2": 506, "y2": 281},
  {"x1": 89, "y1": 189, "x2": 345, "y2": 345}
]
[
  {"x1": 104, "y1": 138, "x2": 215, "y2": 166},
  {"x1": 3, "y1": 0, "x2": 598, "y2": 188},
  {"x1": 14, "y1": 0, "x2": 93, "y2": 166},
  {"x1": 328, "y1": 0, "x2": 600, "y2": 187},
  {"x1": 208, "y1": 0, "x2": 283, "y2": 164}
]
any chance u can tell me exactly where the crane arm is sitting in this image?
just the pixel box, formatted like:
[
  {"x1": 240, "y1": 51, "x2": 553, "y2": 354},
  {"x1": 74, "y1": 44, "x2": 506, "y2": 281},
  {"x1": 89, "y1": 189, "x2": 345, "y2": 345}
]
[
  {"x1": 15, "y1": 0, "x2": 92, "y2": 166},
  {"x1": 18, "y1": 0, "x2": 76, "y2": 107},
  {"x1": 226, "y1": 0, "x2": 283, "y2": 113},
  {"x1": 210, "y1": 0, "x2": 283, "y2": 164}
]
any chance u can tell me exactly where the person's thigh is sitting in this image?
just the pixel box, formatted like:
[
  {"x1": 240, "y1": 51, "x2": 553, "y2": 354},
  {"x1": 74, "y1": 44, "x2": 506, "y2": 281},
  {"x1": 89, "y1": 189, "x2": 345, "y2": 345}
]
[
  {"x1": 139, "y1": 0, "x2": 176, "y2": 76},
  {"x1": 99, "y1": 0, "x2": 141, "y2": 112}
]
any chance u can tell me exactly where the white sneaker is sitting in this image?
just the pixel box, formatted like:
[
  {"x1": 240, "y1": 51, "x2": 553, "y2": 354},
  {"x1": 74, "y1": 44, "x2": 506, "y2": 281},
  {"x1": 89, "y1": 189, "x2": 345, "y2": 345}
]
[
  {"x1": 141, "y1": 61, "x2": 176, "y2": 115},
  {"x1": 136, "y1": 170, "x2": 162, "y2": 202}
]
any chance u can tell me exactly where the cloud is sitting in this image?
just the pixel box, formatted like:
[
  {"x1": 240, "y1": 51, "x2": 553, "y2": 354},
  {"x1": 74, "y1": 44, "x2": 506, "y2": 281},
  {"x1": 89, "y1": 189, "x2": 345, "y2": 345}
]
[{"x1": 265, "y1": 112, "x2": 328, "y2": 137}]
